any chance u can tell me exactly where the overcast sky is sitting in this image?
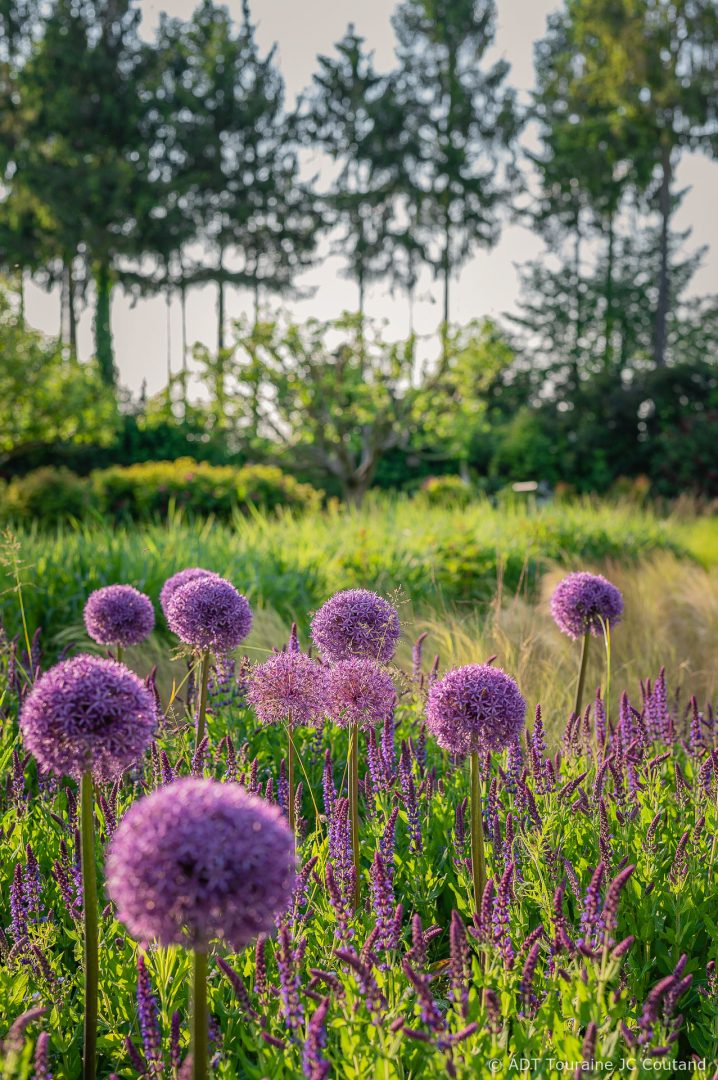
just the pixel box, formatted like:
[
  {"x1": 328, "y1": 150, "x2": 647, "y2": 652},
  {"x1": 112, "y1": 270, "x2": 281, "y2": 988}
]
[{"x1": 22, "y1": 0, "x2": 718, "y2": 394}]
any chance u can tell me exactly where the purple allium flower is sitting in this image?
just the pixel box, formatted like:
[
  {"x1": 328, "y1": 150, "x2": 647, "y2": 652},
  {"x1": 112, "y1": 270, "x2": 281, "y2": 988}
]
[
  {"x1": 20, "y1": 655, "x2": 157, "y2": 781},
  {"x1": 311, "y1": 589, "x2": 400, "y2": 663},
  {"x1": 84, "y1": 585, "x2": 155, "y2": 648},
  {"x1": 166, "y1": 576, "x2": 252, "y2": 653},
  {"x1": 247, "y1": 652, "x2": 329, "y2": 728},
  {"x1": 106, "y1": 778, "x2": 295, "y2": 949},
  {"x1": 425, "y1": 664, "x2": 526, "y2": 756},
  {"x1": 160, "y1": 568, "x2": 219, "y2": 617},
  {"x1": 326, "y1": 659, "x2": 395, "y2": 730},
  {"x1": 550, "y1": 572, "x2": 624, "y2": 640}
]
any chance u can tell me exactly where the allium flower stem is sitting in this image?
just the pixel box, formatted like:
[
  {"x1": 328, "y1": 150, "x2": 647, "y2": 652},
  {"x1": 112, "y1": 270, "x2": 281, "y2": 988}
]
[
  {"x1": 574, "y1": 633, "x2": 590, "y2": 718},
  {"x1": 196, "y1": 649, "x2": 211, "y2": 751},
  {"x1": 470, "y1": 751, "x2": 486, "y2": 925},
  {"x1": 288, "y1": 724, "x2": 296, "y2": 834},
  {"x1": 349, "y1": 722, "x2": 361, "y2": 910},
  {"x1": 116, "y1": 645, "x2": 123, "y2": 664},
  {"x1": 80, "y1": 771, "x2": 98, "y2": 1080},
  {"x1": 192, "y1": 948, "x2": 208, "y2": 1080}
]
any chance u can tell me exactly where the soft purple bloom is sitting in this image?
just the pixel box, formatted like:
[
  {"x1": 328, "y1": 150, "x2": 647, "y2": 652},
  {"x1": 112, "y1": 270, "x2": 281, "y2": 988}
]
[
  {"x1": 425, "y1": 664, "x2": 526, "y2": 756},
  {"x1": 326, "y1": 659, "x2": 396, "y2": 730},
  {"x1": 83, "y1": 584, "x2": 155, "y2": 648},
  {"x1": 166, "y1": 576, "x2": 252, "y2": 653},
  {"x1": 311, "y1": 589, "x2": 400, "y2": 663},
  {"x1": 20, "y1": 655, "x2": 157, "y2": 781},
  {"x1": 160, "y1": 568, "x2": 219, "y2": 617},
  {"x1": 550, "y1": 572, "x2": 624, "y2": 640},
  {"x1": 247, "y1": 652, "x2": 329, "y2": 727},
  {"x1": 106, "y1": 778, "x2": 295, "y2": 948}
]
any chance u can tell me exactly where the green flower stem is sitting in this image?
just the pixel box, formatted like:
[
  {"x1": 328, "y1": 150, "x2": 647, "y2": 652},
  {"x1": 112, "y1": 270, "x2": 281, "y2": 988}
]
[
  {"x1": 574, "y1": 632, "x2": 590, "y2": 718},
  {"x1": 116, "y1": 646, "x2": 123, "y2": 664},
  {"x1": 195, "y1": 649, "x2": 211, "y2": 750},
  {"x1": 192, "y1": 948, "x2": 208, "y2": 1080},
  {"x1": 349, "y1": 721, "x2": 360, "y2": 911},
  {"x1": 80, "y1": 771, "x2": 98, "y2": 1080},
  {"x1": 287, "y1": 724, "x2": 296, "y2": 833},
  {"x1": 470, "y1": 750, "x2": 486, "y2": 919}
]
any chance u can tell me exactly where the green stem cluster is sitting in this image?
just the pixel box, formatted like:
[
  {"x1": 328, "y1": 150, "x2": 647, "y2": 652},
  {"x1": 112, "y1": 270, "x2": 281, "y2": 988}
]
[
  {"x1": 470, "y1": 750, "x2": 486, "y2": 918},
  {"x1": 195, "y1": 649, "x2": 211, "y2": 750},
  {"x1": 80, "y1": 771, "x2": 98, "y2": 1080},
  {"x1": 349, "y1": 721, "x2": 360, "y2": 911}
]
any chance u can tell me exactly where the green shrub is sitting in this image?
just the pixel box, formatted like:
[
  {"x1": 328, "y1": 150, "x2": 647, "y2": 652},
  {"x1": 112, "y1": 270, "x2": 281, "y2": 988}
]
[
  {"x1": 90, "y1": 458, "x2": 320, "y2": 521},
  {"x1": 418, "y1": 475, "x2": 474, "y2": 507},
  {"x1": 233, "y1": 464, "x2": 322, "y2": 514},
  {"x1": 2, "y1": 466, "x2": 92, "y2": 525}
]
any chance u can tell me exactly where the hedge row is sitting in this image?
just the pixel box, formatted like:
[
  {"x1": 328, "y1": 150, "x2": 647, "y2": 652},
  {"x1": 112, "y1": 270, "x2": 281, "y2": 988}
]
[{"x1": 0, "y1": 459, "x2": 322, "y2": 525}]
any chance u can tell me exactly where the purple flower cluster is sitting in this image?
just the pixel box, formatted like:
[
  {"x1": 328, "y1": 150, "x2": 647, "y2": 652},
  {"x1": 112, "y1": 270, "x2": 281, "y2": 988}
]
[
  {"x1": 160, "y1": 567, "x2": 219, "y2": 617},
  {"x1": 247, "y1": 652, "x2": 329, "y2": 727},
  {"x1": 106, "y1": 778, "x2": 295, "y2": 948},
  {"x1": 20, "y1": 655, "x2": 157, "y2": 781},
  {"x1": 425, "y1": 664, "x2": 526, "y2": 756},
  {"x1": 84, "y1": 585, "x2": 155, "y2": 648},
  {"x1": 550, "y1": 572, "x2": 624, "y2": 640},
  {"x1": 326, "y1": 659, "x2": 396, "y2": 730},
  {"x1": 166, "y1": 576, "x2": 252, "y2": 652},
  {"x1": 311, "y1": 590, "x2": 400, "y2": 663}
]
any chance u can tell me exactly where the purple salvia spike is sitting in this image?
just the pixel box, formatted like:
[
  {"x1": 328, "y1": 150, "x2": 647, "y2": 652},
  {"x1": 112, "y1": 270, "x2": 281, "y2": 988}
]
[
  {"x1": 170, "y1": 1012, "x2": 182, "y2": 1076},
  {"x1": 302, "y1": 996, "x2": 330, "y2": 1080},
  {"x1": 33, "y1": 1031, "x2": 52, "y2": 1080},
  {"x1": 276, "y1": 922, "x2": 305, "y2": 1035},
  {"x1": 136, "y1": 954, "x2": 163, "y2": 1076},
  {"x1": 322, "y1": 750, "x2": 336, "y2": 820},
  {"x1": 449, "y1": 911, "x2": 470, "y2": 1018},
  {"x1": 412, "y1": 632, "x2": 428, "y2": 680},
  {"x1": 216, "y1": 956, "x2": 260, "y2": 1021},
  {"x1": 519, "y1": 939, "x2": 542, "y2": 1016}
]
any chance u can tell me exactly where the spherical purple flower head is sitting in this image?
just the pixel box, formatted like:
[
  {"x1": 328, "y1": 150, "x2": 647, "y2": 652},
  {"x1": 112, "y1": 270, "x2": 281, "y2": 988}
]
[
  {"x1": 106, "y1": 778, "x2": 295, "y2": 949},
  {"x1": 425, "y1": 664, "x2": 526, "y2": 757},
  {"x1": 247, "y1": 651, "x2": 329, "y2": 728},
  {"x1": 160, "y1": 567, "x2": 219, "y2": 618},
  {"x1": 20, "y1": 654, "x2": 157, "y2": 780},
  {"x1": 83, "y1": 584, "x2": 155, "y2": 648},
  {"x1": 326, "y1": 658, "x2": 396, "y2": 730},
  {"x1": 166, "y1": 576, "x2": 252, "y2": 652},
  {"x1": 311, "y1": 589, "x2": 401, "y2": 663},
  {"x1": 550, "y1": 572, "x2": 624, "y2": 640}
]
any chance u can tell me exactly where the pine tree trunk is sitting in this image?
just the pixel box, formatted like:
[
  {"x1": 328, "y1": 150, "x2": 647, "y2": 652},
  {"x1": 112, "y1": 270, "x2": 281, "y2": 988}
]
[
  {"x1": 68, "y1": 265, "x2": 77, "y2": 358},
  {"x1": 573, "y1": 214, "x2": 582, "y2": 392},
  {"x1": 604, "y1": 212, "x2": 614, "y2": 370},
  {"x1": 166, "y1": 284, "x2": 173, "y2": 395},
  {"x1": 441, "y1": 214, "x2": 451, "y2": 361},
  {"x1": 17, "y1": 268, "x2": 25, "y2": 327},
  {"x1": 217, "y1": 248, "x2": 225, "y2": 353},
  {"x1": 94, "y1": 261, "x2": 114, "y2": 385},
  {"x1": 653, "y1": 142, "x2": 672, "y2": 368}
]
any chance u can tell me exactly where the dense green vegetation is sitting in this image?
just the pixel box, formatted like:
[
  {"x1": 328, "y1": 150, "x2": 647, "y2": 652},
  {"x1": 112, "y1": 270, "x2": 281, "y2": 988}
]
[{"x1": 1, "y1": 0, "x2": 717, "y2": 498}]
